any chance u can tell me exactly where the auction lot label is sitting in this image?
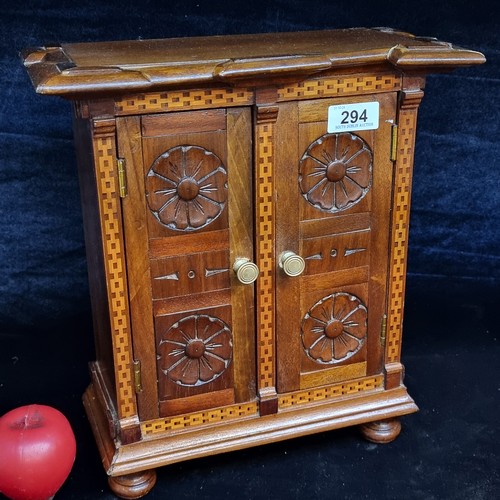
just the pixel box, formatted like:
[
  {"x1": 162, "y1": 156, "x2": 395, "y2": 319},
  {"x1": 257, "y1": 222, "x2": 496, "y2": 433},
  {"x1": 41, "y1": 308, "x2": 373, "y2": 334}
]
[{"x1": 328, "y1": 102, "x2": 379, "y2": 133}]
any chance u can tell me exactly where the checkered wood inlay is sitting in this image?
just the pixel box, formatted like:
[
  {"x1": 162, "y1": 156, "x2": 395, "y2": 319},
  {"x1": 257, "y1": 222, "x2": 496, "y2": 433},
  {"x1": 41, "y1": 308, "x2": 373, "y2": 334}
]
[
  {"x1": 141, "y1": 402, "x2": 258, "y2": 435},
  {"x1": 255, "y1": 121, "x2": 275, "y2": 391},
  {"x1": 115, "y1": 88, "x2": 254, "y2": 115},
  {"x1": 386, "y1": 91, "x2": 423, "y2": 364},
  {"x1": 93, "y1": 120, "x2": 136, "y2": 419},
  {"x1": 278, "y1": 74, "x2": 400, "y2": 101},
  {"x1": 279, "y1": 375, "x2": 384, "y2": 409}
]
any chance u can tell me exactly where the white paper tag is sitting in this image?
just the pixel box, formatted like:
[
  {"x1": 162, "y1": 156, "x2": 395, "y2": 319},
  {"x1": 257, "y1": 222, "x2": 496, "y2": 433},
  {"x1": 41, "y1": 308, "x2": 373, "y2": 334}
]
[{"x1": 327, "y1": 102, "x2": 379, "y2": 133}]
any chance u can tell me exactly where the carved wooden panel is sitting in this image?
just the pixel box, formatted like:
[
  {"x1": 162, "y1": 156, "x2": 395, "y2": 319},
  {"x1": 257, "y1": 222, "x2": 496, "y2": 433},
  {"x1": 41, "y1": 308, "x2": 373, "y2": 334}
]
[
  {"x1": 301, "y1": 292, "x2": 367, "y2": 364},
  {"x1": 155, "y1": 306, "x2": 234, "y2": 404},
  {"x1": 157, "y1": 312, "x2": 233, "y2": 388},
  {"x1": 141, "y1": 111, "x2": 230, "y2": 239},
  {"x1": 300, "y1": 282, "x2": 369, "y2": 377},
  {"x1": 299, "y1": 132, "x2": 372, "y2": 213},
  {"x1": 145, "y1": 145, "x2": 227, "y2": 232},
  {"x1": 150, "y1": 250, "x2": 229, "y2": 299},
  {"x1": 302, "y1": 228, "x2": 370, "y2": 275}
]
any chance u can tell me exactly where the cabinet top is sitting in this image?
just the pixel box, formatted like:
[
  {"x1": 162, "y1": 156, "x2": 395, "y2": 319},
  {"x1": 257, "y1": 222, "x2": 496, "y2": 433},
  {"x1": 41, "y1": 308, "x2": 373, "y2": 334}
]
[{"x1": 22, "y1": 28, "x2": 485, "y2": 97}]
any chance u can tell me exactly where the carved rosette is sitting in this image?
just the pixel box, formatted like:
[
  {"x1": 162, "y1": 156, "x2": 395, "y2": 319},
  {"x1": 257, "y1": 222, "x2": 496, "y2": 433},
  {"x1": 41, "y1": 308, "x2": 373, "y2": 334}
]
[
  {"x1": 299, "y1": 133, "x2": 372, "y2": 213},
  {"x1": 159, "y1": 314, "x2": 233, "y2": 387},
  {"x1": 146, "y1": 145, "x2": 227, "y2": 231},
  {"x1": 301, "y1": 292, "x2": 367, "y2": 364}
]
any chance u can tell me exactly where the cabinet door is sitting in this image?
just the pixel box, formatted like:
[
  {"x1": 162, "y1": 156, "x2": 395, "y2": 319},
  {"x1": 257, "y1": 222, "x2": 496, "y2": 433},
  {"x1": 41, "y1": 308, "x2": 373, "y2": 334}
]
[
  {"x1": 275, "y1": 93, "x2": 397, "y2": 393},
  {"x1": 118, "y1": 108, "x2": 256, "y2": 420}
]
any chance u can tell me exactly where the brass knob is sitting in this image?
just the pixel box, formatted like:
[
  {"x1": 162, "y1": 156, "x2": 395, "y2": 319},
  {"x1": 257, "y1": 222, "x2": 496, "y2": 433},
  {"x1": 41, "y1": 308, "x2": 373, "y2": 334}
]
[
  {"x1": 233, "y1": 258, "x2": 259, "y2": 284},
  {"x1": 279, "y1": 251, "x2": 305, "y2": 277}
]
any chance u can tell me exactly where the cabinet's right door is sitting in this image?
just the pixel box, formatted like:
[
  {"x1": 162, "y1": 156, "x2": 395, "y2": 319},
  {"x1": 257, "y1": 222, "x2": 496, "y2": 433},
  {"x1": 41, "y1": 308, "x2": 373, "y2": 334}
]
[{"x1": 275, "y1": 92, "x2": 397, "y2": 394}]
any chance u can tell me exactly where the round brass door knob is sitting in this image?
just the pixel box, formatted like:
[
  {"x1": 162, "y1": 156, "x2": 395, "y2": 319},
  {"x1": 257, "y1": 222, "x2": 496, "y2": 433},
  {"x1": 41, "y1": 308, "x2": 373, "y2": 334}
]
[
  {"x1": 279, "y1": 251, "x2": 305, "y2": 277},
  {"x1": 233, "y1": 258, "x2": 259, "y2": 284}
]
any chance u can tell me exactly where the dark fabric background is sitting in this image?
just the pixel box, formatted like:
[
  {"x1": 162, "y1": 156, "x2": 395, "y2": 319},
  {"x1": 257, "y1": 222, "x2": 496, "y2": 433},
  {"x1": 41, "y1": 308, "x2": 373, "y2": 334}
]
[{"x1": 1, "y1": 1, "x2": 499, "y2": 499}]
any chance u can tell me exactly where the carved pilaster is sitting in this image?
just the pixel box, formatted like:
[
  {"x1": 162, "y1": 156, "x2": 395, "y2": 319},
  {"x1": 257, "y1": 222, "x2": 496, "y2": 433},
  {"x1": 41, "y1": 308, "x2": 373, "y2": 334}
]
[
  {"x1": 385, "y1": 89, "x2": 424, "y2": 389},
  {"x1": 254, "y1": 98, "x2": 279, "y2": 415},
  {"x1": 91, "y1": 118, "x2": 139, "y2": 437}
]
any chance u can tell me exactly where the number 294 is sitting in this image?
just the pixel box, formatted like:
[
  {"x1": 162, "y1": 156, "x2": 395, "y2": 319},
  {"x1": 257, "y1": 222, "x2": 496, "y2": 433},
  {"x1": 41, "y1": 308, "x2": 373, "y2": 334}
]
[{"x1": 340, "y1": 109, "x2": 368, "y2": 124}]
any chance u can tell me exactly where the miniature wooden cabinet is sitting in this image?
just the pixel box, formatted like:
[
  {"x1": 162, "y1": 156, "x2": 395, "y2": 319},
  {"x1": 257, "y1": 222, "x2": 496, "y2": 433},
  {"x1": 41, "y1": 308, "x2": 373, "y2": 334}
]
[{"x1": 23, "y1": 28, "x2": 484, "y2": 498}]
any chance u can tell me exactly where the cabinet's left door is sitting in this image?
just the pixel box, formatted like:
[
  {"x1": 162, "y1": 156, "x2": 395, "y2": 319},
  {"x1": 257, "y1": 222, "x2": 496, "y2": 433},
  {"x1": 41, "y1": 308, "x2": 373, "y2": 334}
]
[{"x1": 117, "y1": 108, "x2": 256, "y2": 420}]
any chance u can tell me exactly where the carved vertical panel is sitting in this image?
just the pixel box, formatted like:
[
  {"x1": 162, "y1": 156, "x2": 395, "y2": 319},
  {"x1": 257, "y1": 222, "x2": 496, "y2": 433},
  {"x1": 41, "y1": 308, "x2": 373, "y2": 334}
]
[
  {"x1": 385, "y1": 89, "x2": 424, "y2": 386},
  {"x1": 139, "y1": 110, "x2": 235, "y2": 417},
  {"x1": 92, "y1": 119, "x2": 137, "y2": 421},
  {"x1": 255, "y1": 104, "x2": 278, "y2": 414},
  {"x1": 276, "y1": 91, "x2": 397, "y2": 397},
  {"x1": 121, "y1": 107, "x2": 256, "y2": 419}
]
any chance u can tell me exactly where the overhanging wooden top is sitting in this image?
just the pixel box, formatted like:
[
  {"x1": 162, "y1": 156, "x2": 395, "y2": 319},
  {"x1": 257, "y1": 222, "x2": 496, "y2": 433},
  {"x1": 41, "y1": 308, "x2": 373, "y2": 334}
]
[{"x1": 22, "y1": 28, "x2": 485, "y2": 97}]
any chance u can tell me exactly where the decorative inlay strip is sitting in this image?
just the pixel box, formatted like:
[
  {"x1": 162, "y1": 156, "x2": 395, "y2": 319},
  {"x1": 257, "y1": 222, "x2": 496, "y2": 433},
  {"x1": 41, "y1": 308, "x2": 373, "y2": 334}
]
[
  {"x1": 279, "y1": 375, "x2": 384, "y2": 409},
  {"x1": 93, "y1": 120, "x2": 136, "y2": 419},
  {"x1": 386, "y1": 90, "x2": 424, "y2": 365},
  {"x1": 115, "y1": 87, "x2": 254, "y2": 115},
  {"x1": 255, "y1": 120, "x2": 275, "y2": 391},
  {"x1": 278, "y1": 74, "x2": 400, "y2": 101},
  {"x1": 141, "y1": 402, "x2": 258, "y2": 435}
]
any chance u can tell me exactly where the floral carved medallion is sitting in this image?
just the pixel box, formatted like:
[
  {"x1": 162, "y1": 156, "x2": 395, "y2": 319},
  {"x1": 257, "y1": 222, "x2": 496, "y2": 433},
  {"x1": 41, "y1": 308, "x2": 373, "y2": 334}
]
[
  {"x1": 146, "y1": 145, "x2": 228, "y2": 231},
  {"x1": 299, "y1": 133, "x2": 372, "y2": 213},
  {"x1": 159, "y1": 314, "x2": 233, "y2": 387},
  {"x1": 301, "y1": 292, "x2": 367, "y2": 364}
]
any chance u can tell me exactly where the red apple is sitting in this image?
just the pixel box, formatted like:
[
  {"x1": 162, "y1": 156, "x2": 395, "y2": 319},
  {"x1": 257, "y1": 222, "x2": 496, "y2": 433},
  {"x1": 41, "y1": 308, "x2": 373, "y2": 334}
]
[{"x1": 0, "y1": 405, "x2": 76, "y2": 500}]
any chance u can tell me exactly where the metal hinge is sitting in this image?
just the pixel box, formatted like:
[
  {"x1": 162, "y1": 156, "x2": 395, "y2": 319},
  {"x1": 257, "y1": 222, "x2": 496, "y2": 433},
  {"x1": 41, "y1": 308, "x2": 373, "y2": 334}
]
[
  {"x1": 380, "y1": 314, "x2": 387, "y2": 347},
  {"x1": 117, "y1": 158, "x2": 127, "y2": 198},
  {"x1": 390, "y1": 124, "x2": 398, "y2": 161},
  {"x1": 133, "y1": 360, "x2": 143, "y2": 393}
]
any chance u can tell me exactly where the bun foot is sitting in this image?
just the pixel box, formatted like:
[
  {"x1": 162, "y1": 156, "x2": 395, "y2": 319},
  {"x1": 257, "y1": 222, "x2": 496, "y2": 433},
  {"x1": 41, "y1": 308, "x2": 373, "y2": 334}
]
[
  {"x1": 108, "y1": 469, "x2": 157, "y2": 499},
  {"x1": 359, "y1": 418, "x2": 402, "y2": 444}
]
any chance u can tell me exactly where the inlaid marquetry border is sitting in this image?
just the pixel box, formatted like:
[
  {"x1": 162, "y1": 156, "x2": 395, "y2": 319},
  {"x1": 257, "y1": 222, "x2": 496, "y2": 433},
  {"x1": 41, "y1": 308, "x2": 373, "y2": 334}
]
[
  {"x1": 113, "y1": 75, "x2": 400, "y2": 116},
  {"x1": 277, "y1": 73, "x2": 401, "y2": 101},
  {"x1": 92, "y1": 119, "x2": 137, "y2": 419},
  {"x1": 279, "y1": 375, "x2": 384, "y2": 409},
  {"x1": 386, "y1": 90, "x2": 424, "y2": 365},
  {"x1": 115, "y1": 87, "x2": 254, "y2": 115},
  {"x1": 141, "y1": 375, "x2": 383, "y2": 435},
  {"x1": 255, "y1": 116, "x2": 276, "y2": 393},
  {"x1": 141, "y1": 401, "x2": 259, "y2": 436}
]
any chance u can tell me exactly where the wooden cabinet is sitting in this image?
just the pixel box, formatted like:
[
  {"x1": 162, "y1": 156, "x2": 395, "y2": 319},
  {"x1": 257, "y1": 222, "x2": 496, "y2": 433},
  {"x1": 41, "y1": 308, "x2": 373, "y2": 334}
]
[{"x1": 23, "y1": 28, "x2": 484, "y2": 498}]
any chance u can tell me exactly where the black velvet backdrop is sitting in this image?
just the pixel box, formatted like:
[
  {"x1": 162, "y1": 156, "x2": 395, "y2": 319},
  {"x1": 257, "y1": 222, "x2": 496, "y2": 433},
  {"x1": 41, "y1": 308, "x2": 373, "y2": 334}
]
[{"x1": 1, "y1": 1, "x2": 499, "y2": 499}]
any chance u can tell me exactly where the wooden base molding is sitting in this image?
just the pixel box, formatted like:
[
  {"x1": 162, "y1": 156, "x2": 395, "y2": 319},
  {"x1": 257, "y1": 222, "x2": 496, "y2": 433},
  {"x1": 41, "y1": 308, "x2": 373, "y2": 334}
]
[{"x1": 84, "y1": 382, "x2": 416, "y2": 482}]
